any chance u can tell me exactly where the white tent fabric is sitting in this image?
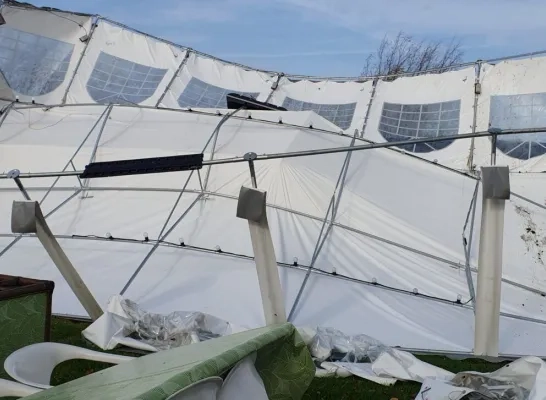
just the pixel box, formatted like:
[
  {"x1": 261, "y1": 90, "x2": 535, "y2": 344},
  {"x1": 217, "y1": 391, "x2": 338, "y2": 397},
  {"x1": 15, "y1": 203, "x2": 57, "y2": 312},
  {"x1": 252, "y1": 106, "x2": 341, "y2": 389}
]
[
  {"x1": 0, "y1": 3, "x2": 92, "y2": 104},
  {"x1": 65, "y1": 19, "x2": 184, "y2": 106},
  {"x1": 474, "y1": 57, "x2": 546, "y2": 172},
  {"x1": 363, "y1": 67, "x2": 476, "y2": 170},
  {"x1": 158, "y1": 53, "x2": 277, "y2": 110},
  {"x1": 269, "y1": 78, "x2": 373, "y2": 133},
  {"x1": 1, "y1": 1, "x2": 546, "y2": 358},
  {"x1": 0, "y1": 105, "x2": 545, "y2": 355}
]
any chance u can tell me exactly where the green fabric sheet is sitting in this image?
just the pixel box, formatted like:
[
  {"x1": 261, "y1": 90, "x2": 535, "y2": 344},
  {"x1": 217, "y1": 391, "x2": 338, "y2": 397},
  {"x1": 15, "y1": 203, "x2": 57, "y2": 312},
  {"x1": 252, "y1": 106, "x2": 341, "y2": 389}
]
[
  {"x1": 0, "y1": 293, "x2": 48, "y2": 380},
  {"x1": 26, "y1": 322, "x2": 314, "y2": 400}
]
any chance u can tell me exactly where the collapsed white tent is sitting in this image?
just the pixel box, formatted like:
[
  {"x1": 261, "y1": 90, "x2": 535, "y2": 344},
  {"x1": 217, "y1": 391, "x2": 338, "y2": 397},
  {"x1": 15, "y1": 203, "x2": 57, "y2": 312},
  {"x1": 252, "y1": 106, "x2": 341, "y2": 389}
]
[{"x1": 0, "y1": 0, "x2": 546, "y2": 358}]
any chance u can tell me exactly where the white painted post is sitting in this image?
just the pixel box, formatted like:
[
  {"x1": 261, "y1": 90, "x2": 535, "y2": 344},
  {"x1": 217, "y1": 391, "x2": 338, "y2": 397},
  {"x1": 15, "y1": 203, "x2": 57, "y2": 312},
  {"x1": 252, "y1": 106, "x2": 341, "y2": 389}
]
[
  {"x1": 236, "y1": 186, "x2": 287, "y2": 325},
  {"x1": 11, "y1": 200, "x2": 103, "y2": 320},
  {"x1": 474, "y1": 166, "x2": 510, "y2": 357}
]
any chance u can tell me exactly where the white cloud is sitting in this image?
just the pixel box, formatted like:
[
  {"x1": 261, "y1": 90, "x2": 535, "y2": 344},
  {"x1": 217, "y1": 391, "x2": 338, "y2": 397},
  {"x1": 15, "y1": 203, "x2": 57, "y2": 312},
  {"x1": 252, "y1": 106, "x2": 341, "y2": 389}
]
[
  {"x1": 274, "y1": 0, "x2": 546, "y2": 33},
  {"x1": 155, "y1": 0, "x2": 268, "y2": 23},
  {"x1": 272, "y1": 0, "x2": 546, "y2": 51}
]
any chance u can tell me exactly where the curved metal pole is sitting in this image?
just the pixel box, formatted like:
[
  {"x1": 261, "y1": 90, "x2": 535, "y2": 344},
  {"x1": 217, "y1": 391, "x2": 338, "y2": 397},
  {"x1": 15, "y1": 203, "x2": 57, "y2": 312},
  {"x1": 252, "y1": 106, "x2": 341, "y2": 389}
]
[{"x1": 3, "y1": 126, "x2": 541, "y2": 179}]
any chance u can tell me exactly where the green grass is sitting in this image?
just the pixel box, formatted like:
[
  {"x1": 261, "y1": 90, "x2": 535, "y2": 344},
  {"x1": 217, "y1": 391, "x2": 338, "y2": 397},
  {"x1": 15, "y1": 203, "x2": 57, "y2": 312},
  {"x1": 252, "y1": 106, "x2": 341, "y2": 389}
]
[{"x1": 34, "y1": 317, "x2": 506, "y2": 399}]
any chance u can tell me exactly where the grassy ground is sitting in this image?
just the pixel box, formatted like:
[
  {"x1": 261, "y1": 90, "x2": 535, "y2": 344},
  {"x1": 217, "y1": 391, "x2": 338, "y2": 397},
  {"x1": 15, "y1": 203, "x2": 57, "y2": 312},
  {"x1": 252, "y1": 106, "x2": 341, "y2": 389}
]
[{"x1": 32, "y1": 317, "x2": 505, "y2": 399}]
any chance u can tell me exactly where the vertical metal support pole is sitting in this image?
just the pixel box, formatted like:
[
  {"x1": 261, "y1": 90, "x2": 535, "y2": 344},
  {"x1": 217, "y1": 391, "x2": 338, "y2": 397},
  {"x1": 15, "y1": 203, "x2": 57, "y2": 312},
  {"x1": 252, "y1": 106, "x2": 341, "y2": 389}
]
[
  {"x1": 8, "y1": 169, "x2": 30, "y2": 200},
  {"x1": 40, "y1": 105, "x2": 110, "y2": 205},
  {"x1": 265, "y1": 73, "x2": 284, "y2": 103},
  {"x1": 491, "y1": 135, "x2": 497, "y2": 166},
  {"x1": 81, "y1": 104, "x2": 113, "y2": 196},
  {"x1": 474, "y1": 166, "x2": 510, "y2": 357},
  {"x1": 0, "y1": 189, "x2": 82, "y2": 260},
  {"x1": 11, "y1": 201, "x2": 103, "y2": 320},
  {"x1": 288, "y1": 133, "x2": 357, "y2": 321},
  {"x1": 62, "y1": 16, "x2": 99, "y2": 104},
  {"x1": 361, "y1": 78, "x2": 378, "y2": 138},
  {"x1": 463, "y1": 180, "x2": 479, "y2": 309},
  {"x1": 244, "y1": 152, "x2": 258, "y2": 188},
  {"x1": 0, "y1": 102, "x2": 14, "y2": 129},
  {"x1": 120, "y1": 111, "x2": 240, "y2": 295},
  {"x1": 202, "y1": 106, "x2": 245, "y2": 192},
  {"x1": 468, "y1": 60, "x2": 482, "y2": 171},
  {"x1": 119, "y1": 170, "x2": 198, "y2": 295},
  {"x1": 87, "y1": 105, "x2": 113, "y2": 167},
  {"x1": 155, "y1": 50, "x2": 191, "y2": 108},
  {"x1": 237, "y1": 186, "x2": 287, "y2": 325}
]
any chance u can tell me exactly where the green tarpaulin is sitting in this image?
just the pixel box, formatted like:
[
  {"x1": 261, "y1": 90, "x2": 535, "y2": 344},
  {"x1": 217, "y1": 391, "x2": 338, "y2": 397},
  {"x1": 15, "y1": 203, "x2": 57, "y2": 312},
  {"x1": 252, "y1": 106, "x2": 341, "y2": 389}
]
[{"x1": 26, "y1": 323, "x2": 314, "y2": 400}]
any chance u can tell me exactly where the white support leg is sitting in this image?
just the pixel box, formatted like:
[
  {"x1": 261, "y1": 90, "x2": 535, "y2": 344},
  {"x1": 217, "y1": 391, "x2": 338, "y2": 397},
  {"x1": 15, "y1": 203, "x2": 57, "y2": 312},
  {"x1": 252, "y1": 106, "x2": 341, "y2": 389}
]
[
  {"x1": 474, "y1": 166, "x2": 510, "y2": 357},
  {"x1": 237, "y1": 186, "x2": 286, "y2": 325},
  {"x1": 11, "y1": 200, "x2": 103, "y2": 321}
]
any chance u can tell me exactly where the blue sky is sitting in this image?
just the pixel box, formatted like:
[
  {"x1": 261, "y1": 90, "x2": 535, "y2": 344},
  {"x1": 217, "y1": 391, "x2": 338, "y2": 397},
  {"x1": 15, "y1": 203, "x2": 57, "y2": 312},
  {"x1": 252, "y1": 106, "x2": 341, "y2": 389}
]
[{"x1": 26, "y1": 0, "x2": 546, "y2": 77}]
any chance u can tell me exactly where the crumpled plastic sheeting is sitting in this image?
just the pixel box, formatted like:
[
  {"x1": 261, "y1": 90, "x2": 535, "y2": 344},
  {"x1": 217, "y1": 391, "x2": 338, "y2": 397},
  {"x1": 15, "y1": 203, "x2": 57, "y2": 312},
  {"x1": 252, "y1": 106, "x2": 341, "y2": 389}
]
[
  {"x1": 414, "y1": 356, "x2": 546, "y2": 400},
  {"x1": 83, "y1": 295, "x2": 239, "y2": 351},
  {"x1": 120, "y1": 299, "x2": 232, "y2": 350},
  {"x1": 83, "y1": 300, "x2": 546, "y2": 400},
  {"x1": 306, "y1": 326, "x2": 453, "y2": 383},
  {"x1": 308, "y1": 327, "x2": 386, "y2": 363},
  {"x1": 304, "y1": 327, "x2": 546, "y2": 400}
]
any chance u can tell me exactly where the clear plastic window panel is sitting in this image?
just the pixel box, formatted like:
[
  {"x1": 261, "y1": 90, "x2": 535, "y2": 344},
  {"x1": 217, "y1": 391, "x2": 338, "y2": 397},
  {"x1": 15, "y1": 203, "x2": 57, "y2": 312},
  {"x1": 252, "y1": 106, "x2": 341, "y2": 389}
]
[
  {"x1": 86, "y1": 52, "x2": 168, "y2": 105},
  {"x1": 378, "y1": 100, "x2": 460, "y2": 153},
  {"x1": 282, "y1": 97, "x2": 357, "y2": 130},
  {"x1": 0, "y1": 26, "x2": 74, "y2": 96},
  {"x1": 490, "y1": 93, "x2": 546, "y2": 160},
  {"x1": 177, "y1": 77, "x2": 260, "y2": 109}
]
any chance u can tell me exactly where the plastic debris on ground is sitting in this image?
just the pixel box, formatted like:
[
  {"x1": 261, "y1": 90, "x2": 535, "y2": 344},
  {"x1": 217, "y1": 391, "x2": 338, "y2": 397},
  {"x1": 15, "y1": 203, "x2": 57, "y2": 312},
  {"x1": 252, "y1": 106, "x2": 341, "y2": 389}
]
[
  {"x1": 305, "y1": 327, "x2": 546, "y2": 400},
  {"x1": 82, "y1": 297, "x2": 546, "y2": 399},
  {"x1": 83, "y1": 295, "x2": 244, "y2": 351}
]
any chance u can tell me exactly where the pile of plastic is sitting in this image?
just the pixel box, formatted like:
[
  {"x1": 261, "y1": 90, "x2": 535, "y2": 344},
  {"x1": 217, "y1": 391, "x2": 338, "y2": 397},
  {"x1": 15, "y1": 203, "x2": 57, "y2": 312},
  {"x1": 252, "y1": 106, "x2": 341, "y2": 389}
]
[
  {"x1": 120, "y1": 299, "x2": 232, "y2": 350},
  {"x1": 300, "y1": 327, "x2": 543, "y2": 400},
  {"x1": 83, "y1": 298, "x2": 546, "y2": 399}
]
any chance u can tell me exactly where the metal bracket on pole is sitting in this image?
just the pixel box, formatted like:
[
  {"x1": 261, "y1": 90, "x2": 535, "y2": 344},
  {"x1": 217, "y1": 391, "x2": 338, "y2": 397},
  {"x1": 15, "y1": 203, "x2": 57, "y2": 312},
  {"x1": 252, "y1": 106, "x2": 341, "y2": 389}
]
[
  {"x1": 8, "y1": 169, "x2": 30, "y2": 200},
  {"x1": 236, "y1": 185, "x2": 286, "y2": 325},
  {"x1": 265, "y1": 73, "x2": 284, "y2": 103},
  {"x1": 474, "y1": 165, "x2": 510, "y2": 357},
  {"x1": 11, "y1": 200, "x2": 103, "y2": 320},
  {"x1": 489, "y1": 128, "x2": 500, "y2": 166},
  {"x1": 244, "y1": 152, "x2": 258, "y2": 188}
]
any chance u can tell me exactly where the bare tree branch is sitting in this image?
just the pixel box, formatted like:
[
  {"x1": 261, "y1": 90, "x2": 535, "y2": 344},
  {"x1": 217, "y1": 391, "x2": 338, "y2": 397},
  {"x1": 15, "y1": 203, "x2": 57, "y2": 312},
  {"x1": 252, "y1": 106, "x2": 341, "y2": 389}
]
[{"x1": 361, "y1": 31, "x2": 464, "y2": 80}]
